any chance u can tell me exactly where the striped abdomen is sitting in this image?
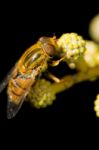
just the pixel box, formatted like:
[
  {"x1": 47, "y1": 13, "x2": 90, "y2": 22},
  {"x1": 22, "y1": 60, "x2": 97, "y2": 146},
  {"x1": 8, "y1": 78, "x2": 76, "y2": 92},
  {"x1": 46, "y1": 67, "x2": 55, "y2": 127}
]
[{"x1": 7, "y1": 75, "x2": 33, "y2": 104}]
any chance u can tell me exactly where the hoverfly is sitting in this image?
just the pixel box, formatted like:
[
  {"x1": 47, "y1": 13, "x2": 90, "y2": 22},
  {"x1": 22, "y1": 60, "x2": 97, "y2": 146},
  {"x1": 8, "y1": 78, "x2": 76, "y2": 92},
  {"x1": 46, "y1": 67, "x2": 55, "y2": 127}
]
[{"x1": 0, "y1": 36, "x2": 64, "y2": 119}]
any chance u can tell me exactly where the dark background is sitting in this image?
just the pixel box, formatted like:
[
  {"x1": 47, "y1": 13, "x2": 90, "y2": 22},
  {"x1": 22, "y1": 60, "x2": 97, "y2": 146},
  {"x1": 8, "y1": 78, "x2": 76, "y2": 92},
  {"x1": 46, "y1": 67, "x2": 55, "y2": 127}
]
[{"x1": 0, "y1": 2, "x2": 99, "y2": 134}]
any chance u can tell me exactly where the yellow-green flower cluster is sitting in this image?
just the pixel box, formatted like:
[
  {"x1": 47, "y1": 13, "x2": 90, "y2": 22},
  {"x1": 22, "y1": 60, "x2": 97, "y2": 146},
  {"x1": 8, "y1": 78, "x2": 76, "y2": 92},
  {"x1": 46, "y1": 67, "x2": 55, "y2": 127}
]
[
  {"x1": 28, "y1": 79, "x2": 56, "y2": 108},
  {"x1": 94, "y1": 94, "x2": 99, "y2": 117},
  {"x1": 57, "y1": 33, "x2": 86, "y2": 61},
  {"x1": 84, "y1": 41, "x2": 99, "y2": 67}
]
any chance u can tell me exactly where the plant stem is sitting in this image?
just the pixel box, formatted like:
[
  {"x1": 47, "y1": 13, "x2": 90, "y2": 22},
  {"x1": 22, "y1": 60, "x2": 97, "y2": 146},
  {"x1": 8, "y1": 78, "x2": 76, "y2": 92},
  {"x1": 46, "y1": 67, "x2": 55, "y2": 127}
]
[{"x1": 51, "y1": 66, "x2": 99, "y2": 94}]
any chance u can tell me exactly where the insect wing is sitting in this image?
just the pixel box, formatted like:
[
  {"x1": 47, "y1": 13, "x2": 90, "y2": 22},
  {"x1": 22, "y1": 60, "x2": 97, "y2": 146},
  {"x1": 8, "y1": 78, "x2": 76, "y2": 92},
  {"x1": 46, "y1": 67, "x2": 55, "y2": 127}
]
[
  {"x1": 0, "y1": 64, "x2": 17, "y2": 93},
  {"x1": 7, "y1": 82, "x2": 32, "y2": 119},
  {"x1": 7, "y1": 95, "x2": 26, "y2": 119}
]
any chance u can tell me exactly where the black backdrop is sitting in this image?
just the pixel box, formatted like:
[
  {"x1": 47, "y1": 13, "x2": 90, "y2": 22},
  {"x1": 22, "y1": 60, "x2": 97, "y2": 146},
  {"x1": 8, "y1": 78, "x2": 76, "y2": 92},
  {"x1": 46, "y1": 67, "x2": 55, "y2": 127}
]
[{"x1": 0, "y1": 2, "x2": 99, "y2": 135}]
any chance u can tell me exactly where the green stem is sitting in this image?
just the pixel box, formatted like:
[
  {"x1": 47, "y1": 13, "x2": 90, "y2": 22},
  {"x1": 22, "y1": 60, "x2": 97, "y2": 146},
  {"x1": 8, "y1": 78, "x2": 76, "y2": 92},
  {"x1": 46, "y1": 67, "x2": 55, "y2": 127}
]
[{"x1": 51, "y1": 66, "x2": 99, "y2": 94}]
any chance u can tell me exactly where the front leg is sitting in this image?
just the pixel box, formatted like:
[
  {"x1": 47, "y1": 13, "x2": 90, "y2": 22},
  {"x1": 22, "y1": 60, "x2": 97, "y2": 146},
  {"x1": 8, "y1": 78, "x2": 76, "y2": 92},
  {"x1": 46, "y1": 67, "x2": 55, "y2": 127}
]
[{"x1": 49, "y1": 56, "x2": 65, "y2": 67}]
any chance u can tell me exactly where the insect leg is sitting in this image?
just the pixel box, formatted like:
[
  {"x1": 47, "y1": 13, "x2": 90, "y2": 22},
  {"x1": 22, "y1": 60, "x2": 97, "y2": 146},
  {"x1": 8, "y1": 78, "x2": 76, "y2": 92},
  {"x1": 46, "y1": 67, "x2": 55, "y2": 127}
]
[
  {"x1": 50, "y1": 56, "x2": 66, "y2": 67},
  {"x1": 45, "y1": 71, "x2": 60, "y2": 83}
]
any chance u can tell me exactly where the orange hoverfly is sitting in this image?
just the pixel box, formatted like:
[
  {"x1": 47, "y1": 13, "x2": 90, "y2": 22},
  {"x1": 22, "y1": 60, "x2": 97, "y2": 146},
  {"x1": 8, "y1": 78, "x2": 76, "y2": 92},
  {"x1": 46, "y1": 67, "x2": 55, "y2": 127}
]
[{"x1": 0, "y1": 36, "x2": 64, "y2": 119}]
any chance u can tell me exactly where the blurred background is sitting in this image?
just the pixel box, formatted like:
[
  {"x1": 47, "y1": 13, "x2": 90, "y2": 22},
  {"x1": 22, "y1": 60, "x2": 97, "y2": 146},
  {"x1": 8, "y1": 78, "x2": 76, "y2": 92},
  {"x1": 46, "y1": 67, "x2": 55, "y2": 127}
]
[{"x1": 0, "y1": 2, "x2": 99, "y2": 130}]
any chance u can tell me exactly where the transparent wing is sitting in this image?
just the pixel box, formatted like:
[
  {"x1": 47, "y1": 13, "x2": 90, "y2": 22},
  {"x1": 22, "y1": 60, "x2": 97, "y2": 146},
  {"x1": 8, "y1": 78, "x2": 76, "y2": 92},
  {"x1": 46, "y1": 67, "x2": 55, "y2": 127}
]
[
  {"x1": 7, "y1": 82, "x2": 31, "y2": 119},
  {"x1": 0, "y1": 64, "x2": 17, "y2": 93},
  {"x1": 7, "y1": 95, "x2": 26, "y2": 119}
]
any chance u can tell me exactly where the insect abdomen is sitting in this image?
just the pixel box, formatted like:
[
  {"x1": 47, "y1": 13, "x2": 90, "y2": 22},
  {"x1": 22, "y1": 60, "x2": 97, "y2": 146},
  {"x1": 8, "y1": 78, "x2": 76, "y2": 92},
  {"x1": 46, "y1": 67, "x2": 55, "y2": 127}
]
[{"x1": 7, "y1": 76, "x2": 33, "y2": 105}]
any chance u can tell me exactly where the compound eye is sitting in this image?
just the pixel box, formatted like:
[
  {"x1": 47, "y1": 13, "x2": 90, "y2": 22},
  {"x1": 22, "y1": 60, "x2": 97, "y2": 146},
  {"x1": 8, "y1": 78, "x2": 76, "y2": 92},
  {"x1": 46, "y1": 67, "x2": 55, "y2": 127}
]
[
  {"x1": 39, "y1": 37, "x2": 49, "y2": 43},
  {"x1": 44, "y1": 43, "x2": 56, "y2": 57}
]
